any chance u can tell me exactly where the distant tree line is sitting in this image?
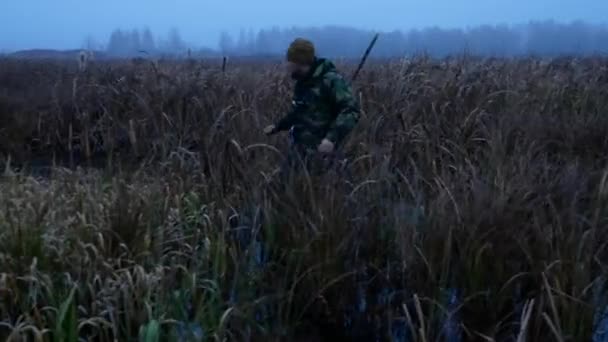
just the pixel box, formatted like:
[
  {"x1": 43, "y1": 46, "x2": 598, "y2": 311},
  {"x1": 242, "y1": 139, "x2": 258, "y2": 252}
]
[
  {"x1": 104, "y1": 27, "x2": 191, "y2": 57},
  {"x1": 100, "y1": 21, "x2": 608, "y2": 58},
  {"x1": 219, "y1": 21, "x2": 608, "y2": 58}
]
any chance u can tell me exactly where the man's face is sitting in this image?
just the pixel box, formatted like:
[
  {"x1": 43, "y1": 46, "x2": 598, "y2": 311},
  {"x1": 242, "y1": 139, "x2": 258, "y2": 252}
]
[{"x1": 287, "y1": 62, "x2": 310, "y2": 80}]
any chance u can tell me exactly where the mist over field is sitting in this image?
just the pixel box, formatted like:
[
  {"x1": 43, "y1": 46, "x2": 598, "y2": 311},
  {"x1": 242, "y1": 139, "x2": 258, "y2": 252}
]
[{"x1": 1, "y1": 0, "x2": 608, "y2": 57}]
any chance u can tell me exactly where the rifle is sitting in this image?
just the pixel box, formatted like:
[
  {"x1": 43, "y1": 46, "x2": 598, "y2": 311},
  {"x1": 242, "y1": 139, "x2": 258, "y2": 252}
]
[{"x1": 351, "y1": 33, "x2": 380, "y2": 82}]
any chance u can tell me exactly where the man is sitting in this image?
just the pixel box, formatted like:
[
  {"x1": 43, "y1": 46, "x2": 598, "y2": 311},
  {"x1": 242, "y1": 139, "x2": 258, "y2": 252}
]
[{"x1": 264, "y1": 38, "x2": 360, "y2": 178}]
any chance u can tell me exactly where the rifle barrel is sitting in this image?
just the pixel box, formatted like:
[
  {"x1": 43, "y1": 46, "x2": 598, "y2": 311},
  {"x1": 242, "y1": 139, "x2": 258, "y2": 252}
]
[{"x1": 351, "y1": 33, "x2": 379, "y2": 82}]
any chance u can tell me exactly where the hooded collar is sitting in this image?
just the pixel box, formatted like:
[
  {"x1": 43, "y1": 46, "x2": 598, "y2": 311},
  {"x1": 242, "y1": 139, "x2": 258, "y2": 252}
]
[{"x1": 299, "y1": 57, "x2": 336, "y2": 83}]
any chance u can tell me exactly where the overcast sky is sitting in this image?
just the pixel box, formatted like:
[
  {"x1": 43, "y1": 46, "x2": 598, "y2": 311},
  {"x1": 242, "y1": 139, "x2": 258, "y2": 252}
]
[{"x1": 1, "y1": 0, "x2": 607, "y2": 51}]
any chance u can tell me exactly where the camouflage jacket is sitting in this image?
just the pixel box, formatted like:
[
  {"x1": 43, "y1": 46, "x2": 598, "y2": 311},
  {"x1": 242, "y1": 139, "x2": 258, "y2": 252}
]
[{"x1": 273, "y1": 58, "x2": 360, "y2": 149}]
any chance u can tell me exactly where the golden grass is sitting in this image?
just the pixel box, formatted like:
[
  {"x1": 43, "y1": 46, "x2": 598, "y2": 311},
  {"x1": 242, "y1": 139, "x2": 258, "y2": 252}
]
[{"x1": 0, "y1": 55, "x2": 607, "y2": 341}]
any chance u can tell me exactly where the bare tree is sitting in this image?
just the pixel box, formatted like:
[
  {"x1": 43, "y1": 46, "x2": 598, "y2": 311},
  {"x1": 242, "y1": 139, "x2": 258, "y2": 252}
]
[
  {"x1": 167, "y1": 27, "x2": 186, "y2": 53},
  {"x1": 141, "y1": 28, "x2": 156, "y2": 54},
  {"x1": 219, "y1": 30, "x2": 234, "y2": 54}
]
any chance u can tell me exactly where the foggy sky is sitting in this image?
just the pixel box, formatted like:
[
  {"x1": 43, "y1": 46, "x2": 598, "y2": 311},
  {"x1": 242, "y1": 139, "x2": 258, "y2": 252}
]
[{"x1": 1, "y1": 0, "x2": 607, "y2": 51}]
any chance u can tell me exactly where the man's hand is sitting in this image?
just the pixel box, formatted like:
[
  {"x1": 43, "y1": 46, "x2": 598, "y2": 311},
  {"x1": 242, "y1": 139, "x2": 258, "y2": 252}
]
[
  {"x1": 317, "y1": 138, "x2": 335, "y2": 154},
  {"x1": 263, "y1": 124, "x2": 277, "y2": 136}
]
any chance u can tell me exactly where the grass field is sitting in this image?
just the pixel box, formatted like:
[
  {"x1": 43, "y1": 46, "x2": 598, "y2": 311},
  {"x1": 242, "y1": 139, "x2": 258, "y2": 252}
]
[{"x1": 1, "y1": 56, "x2": 608, "y2": 341}]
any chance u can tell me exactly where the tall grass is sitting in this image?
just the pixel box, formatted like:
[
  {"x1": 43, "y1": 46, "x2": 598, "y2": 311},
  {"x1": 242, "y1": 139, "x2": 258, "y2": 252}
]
[{"x1": 0, "y1": 56, "x2": 607, "y2": 341}]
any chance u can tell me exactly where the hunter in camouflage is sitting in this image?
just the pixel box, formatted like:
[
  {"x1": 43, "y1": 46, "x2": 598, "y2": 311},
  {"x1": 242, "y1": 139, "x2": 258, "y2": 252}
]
[{"x1": 264, "y1": 38, "x2": 360, "y2": 176}]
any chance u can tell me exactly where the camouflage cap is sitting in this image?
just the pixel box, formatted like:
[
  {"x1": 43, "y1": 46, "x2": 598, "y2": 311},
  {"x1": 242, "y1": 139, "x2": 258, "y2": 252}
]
[{"x1": 287, "y1": 38, "x2": 315, "y2": 65}]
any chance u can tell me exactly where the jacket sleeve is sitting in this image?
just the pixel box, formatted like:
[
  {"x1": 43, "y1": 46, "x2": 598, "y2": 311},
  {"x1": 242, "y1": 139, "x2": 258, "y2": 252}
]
[
  {"x1": 323, "y1": 73, "x2": 360, "y2": 145},
  {"x1": 273, "y1": 98, "x2": 302, "y2": 133},
  {"x1": 274, "y1": 108, "x2": 297, "y2": 132}
]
